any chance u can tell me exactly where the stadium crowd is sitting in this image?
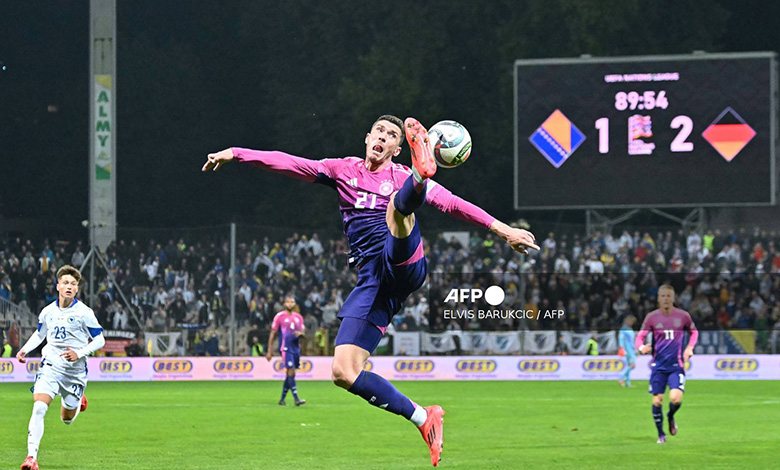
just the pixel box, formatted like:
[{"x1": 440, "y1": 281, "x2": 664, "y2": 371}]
[{"x1": 1, "y1": 225, "x2": 780, "y2": 353}]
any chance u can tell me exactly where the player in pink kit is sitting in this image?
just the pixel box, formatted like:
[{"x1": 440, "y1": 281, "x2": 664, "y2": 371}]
[
  {"x1": 266, "y1": 296, "x2": 306, "y2": 406},
  {"x1": 636, "y1": 285, "x2": 698, "y2": 443},
  {"x1": 203, "y1": 115, "x2": 538, "y2": 466}
]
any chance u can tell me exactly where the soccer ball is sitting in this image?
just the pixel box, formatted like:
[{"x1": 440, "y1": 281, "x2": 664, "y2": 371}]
[{"x1": 429, "y1": 120, "x2": 472, "y2": 168}]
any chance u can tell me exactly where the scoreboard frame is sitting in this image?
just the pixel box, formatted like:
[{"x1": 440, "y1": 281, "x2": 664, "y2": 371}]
[{"x1": 514, "y1": 52, "x2": 778, "y2": 210}]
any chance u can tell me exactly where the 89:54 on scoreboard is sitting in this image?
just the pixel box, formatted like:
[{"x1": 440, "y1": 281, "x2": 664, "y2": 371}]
[{"x1": 515, "y1": 52, "x2": 777, "y2": 209}]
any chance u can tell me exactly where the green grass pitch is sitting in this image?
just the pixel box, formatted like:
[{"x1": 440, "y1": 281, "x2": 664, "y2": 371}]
[{"x1": 1, "y1": 380, "x2": 777, "y2": 469}]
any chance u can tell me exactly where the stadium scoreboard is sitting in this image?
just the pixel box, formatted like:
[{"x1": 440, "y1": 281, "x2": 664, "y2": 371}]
[{"x1": 514, "y1": 52, "x2": 777, "y2": 209}]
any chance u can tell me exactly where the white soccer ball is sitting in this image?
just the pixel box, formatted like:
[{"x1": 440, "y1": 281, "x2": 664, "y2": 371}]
[{"x1": 429, "y1": 120, "x2": 472, "y2": 168}]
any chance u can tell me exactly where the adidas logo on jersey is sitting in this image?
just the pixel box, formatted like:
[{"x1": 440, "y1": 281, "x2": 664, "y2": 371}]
[{"x1": 347, "y1": 178, "x2": 358, "y2": 187}]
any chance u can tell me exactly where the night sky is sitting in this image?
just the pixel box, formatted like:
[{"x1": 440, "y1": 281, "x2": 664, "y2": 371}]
[{"x1": 1, "y1": 0, "x2": 779, "y2": 238}]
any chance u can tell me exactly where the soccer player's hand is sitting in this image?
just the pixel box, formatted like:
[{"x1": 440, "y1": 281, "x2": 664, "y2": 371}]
[
  {"x1": 490, "y1": 221, "x2": 540, "y2": 254},
  {"x1": 638, "y1": 345, "x2": 651, "y2": 355},
  {"x1": 683, "y1": 346, "x2": 694, "y2": 362},
  {"x1": 60, "y1": 347, "x2": 79, "y2": 362},
  {"x1": 294, "y1": 330, "x2": 303, "y2": 337},
  {"x1": 202, "y1": 148, "x2": 235, "y2": 172},
  {"x1": 265, "y1": 351, "x2": 273, "y2": 362},
  {"x1": 16, "y1": 350, "x2": 26, "y2": 363}
]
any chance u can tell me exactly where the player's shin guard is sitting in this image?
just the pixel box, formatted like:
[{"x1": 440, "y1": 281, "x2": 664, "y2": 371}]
[
  {"x1": 28, "y1": 401, "x2": 48, "y2": 459},
  {"x1": 348, "y1": 370, "x2": 415, "y2": 420},
  {"x1": 652, "y1": 405, "x2": 664, "y2": 436},
  {"x1": 393, "y1": 175, "x2": 427, "y2": 216},
  {"x1": 668, "y1": 402, "x2": 681, "y2": 418}
]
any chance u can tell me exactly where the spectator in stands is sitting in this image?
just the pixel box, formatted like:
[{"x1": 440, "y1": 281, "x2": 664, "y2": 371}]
[
  {"x1": 151, "y1": 306, "x2": 168, "y2": 332},
  {"x1": 250, "y1": 336, "x2": 264, "y2": 356},
  {"x1": 554, "y1": 253, "x2": 570, "y2": 274},
  {"x1": 205, "y1": 329, "x2": 220, "y2": 356},
  {"x1": 112, "y1": 303, "x2": 129, "y2": 330},
  {"x1": 586, "y1": 333, "x2": 599, "y2": 355},
  {"x1": 0, "y1": 275, "x2": 11, "y2": 301},
  {"x1": 70, "y1": 247, "x2": 85, "y2": 268},
  {"x1": 553, "y1": 335, "x2": 569, "y2": 355},
  {"x1": 125, "y1": 336, "x2": 145, "y2": 357}
]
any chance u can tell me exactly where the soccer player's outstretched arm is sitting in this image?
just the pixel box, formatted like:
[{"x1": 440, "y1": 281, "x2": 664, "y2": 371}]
[
  {"x1": 202, "y1": 148, "x2": 336, "y2": 183},
  {"x1": 635, "y1": 316, "x2": 652, "y2": 354},
  {"x1": 425, "y1": 183, "x2": 539, "y2": 253},
  {"x1": 684, "y1": 315, "x2": 698, "y2": 361}
]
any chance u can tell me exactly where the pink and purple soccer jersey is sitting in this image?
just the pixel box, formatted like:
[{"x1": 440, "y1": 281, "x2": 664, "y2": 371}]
[
  {"x1": 636, "y1": 308, "x2": 698, "y2": 371},
  {"x1": 232, "y1": 149, "x2": 495, "y2": 265},
  {"x1": 271, "y1": 311, "x2": 304, "y2": 356},
  {"x1": 636, "y1": 308, "x2": 698, "y2": 394}
]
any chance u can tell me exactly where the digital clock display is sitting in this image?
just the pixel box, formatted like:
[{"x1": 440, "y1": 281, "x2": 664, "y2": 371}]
[{"x1": 514, "y1": 53, "x2": 777, "y2": 209}]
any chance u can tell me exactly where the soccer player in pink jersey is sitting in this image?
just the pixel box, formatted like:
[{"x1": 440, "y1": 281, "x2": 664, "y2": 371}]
[
  {"x1": 636, "y1": 285, "x2": 698, "y2": 443},
  {"x1": 203, "y1": 115, "x2": 538, "y2": 466},
  {"x1": 266, "y1": 295, "x2": 306, "y2": 406}
]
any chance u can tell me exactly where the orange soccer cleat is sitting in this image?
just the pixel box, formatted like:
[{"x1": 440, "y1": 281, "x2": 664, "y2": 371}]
[
  {"x1": 404, "y1": 118, "x2": 437, "y2": 179},
  {"x1": 417, "y1": 405, "x2": 445, "y2": 467},
  {"x1": 21, "y1": 456, "x2": 39, "y2": 470},
  {"x1": 80, "y1": 394, "x2": 88, "y2": 412}
]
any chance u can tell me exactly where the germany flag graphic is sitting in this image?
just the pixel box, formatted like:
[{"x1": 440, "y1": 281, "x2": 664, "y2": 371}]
[{"x1": 702, "y1": 107, "x2": 756, "y2": 162}]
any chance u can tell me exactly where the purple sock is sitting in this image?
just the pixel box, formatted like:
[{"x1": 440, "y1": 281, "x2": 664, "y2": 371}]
[
  {"x1": 290, "y1": 376, "x2": 300, "y2": 400},
  {"x1": 668, "y1": 402, "x2": 681, "y2": 418},
  {"x1": 281, "y1": 377, "x2": 290, "y2": 400},
  {"x1": 653, "y1": 405, "x2": 664, "y2": 436},
  {"x1": 393, "y1": 175, "x2": 427, "y2": 216},
  {"x1": 348, "y1": 370, "x2": 416, "y2": 419}
]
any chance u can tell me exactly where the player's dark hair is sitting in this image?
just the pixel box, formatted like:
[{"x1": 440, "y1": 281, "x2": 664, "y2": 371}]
[
  {"x1": 56, "y1": 265, "x2": 82, "y2": 284},
  {"x1": 373, "y1": 115, "x2": 404, "y2": 139}
]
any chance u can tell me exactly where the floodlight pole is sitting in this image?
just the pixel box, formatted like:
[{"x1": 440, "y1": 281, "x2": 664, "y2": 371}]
[{"x1": 229, "y1": 223, "x2": 236, "y2": 356}]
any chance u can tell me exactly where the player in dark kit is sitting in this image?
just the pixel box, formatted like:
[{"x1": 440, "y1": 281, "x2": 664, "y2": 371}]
[
  {"x1": 203, "y1": 115, "x2": 538, "y2": 466},
  {"x1": 267, "y1": 295, "x2": 306, "y2": 406},
  {"x1": 636, "y1": 285, "x2": 698, "y2": 443}
]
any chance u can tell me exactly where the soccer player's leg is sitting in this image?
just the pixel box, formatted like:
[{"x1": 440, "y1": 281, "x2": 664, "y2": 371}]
[
  {"x1": 333, "y1": 317, "x2": 443, "y2": 466},
  {"x1": 649, "y1": 370, "x2": 668, "y2": 443},
  {"x1": 618, "y1": 358, "x2": 629, "y2": 386},
  {"x1": 383, "y1": 218, "x2": 444, "y2": 466},
  {"x1": 393, "y1": 118, "x2": 435, "y2": 219},
  {"x1": 287, "y1": 352, "x2": 305, "y2": 406},
  {"x1": 24, "y1": 371, "x2": 57, "y2": 469},
  {"x1": 279, "y1": 351, "x2": 290, "y2": 406},
  {"x1": 666, "y1": 370, "x2": 685, "y2": 436},
  {"x1": 404, "y1": 117, "x2": 437, "y2": 180},
  {"x1": 385, "y1": 194, "x2": 426, "y2": 291},
  {"x1": 333, "y1": 319, "x2": 419, "y2": 419},
  {"x1": 60, "y1": 375, "x2": 87, "y2": 424},
  {"x1": 623, "y1": 354, "x2": 636, "y2": 387}
]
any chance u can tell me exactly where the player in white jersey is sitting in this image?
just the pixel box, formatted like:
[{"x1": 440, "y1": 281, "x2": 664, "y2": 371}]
[{"x1": 16, "y1": 265, "x2": 105, "y2": 470}]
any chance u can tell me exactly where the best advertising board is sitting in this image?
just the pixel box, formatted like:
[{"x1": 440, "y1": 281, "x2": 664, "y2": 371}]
[{"x1": 0, "y1": 355, "x2": 776, "y2": 383}]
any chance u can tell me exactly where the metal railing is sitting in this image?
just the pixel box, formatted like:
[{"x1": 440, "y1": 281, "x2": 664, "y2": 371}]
[{"x1": 0, "y1": 296, "x2": 36, "y2": 329}]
